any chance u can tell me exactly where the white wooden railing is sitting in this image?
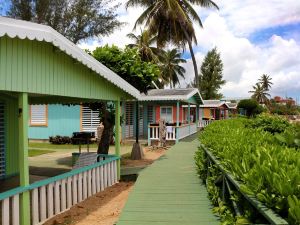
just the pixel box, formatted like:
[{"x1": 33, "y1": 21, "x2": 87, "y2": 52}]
[
  {"x1": 0, "y1": 154, "x2": 119, "y2": 225},
  {"x1": 148, "y1": 126, "x2": 176, "y2": 141},
  {"x1": 148, "y1": 123, "x2": 197, "y2": 145},
  {"x1": 198, "y1": 120, "x2": 214, "y2": 128}
]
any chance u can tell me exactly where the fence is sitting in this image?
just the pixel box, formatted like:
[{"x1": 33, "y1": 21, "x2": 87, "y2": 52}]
[
  {"x1": 200, "y1": 145, "x2": 288, "y2": 225},
  {"x1": 0, "y1": 154, "x2": 119, "y2": 225},
  {"x1": 198, "y1": 120, "x2": 214, "y2": 128},
  {"x1": 148, "y1": 123, "x2": 197, "y2": 145}
]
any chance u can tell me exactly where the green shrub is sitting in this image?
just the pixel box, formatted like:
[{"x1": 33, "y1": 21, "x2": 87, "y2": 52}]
[
  {"x1": 247, "y1": 113, "x2": 291, "y2": 134},
  {"x1": 275, "y1": 124, "x2": 300, "y2": 149},
  {"x1": 196, "y1": 119, "x2": 300, "y2": 224},
  {"x1": 237, "y1": 99, "x2": 263, "y2": 117}
]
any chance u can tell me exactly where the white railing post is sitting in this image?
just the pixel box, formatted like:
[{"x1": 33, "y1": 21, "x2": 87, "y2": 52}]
[
  {"x1": 12, "y1": 195, "x2": 20, "y2": 225},
  {"x1": 0, "y1": 156, "x2": 119, "y2": 225},
  {"x1": 2, "y1": 198, "x2": 9, "y2": 225}
]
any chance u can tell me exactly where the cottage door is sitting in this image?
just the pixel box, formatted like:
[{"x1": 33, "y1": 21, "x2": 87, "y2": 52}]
[
  {"x1": 0, "y1": 102, "x2": 5, "y2": 178},
  {"x1": 139, "y1": 105, "x2": 144, "y2": 136},
  {"x1": 125, "y1": 102, "x2": 134, "y2": 138}
]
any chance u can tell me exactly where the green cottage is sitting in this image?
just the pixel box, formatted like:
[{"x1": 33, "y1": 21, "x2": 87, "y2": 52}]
[{"x1": 0, "y1": 17, "x2": 139, "y2": 225}]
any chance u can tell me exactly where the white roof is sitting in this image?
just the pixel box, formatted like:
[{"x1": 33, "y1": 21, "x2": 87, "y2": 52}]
[
  {"x1": 200, "y1": 100, "x2": 237, "y2": 109},
  {"x1": 140, "y1": 88, "x2": 203, "y2": 104},
  {"x1": 200, "y1": 100, "x2": 227, "y2": 108},
  {"x1": 0, "y1": 17, "x2": 140, "y2": 98}
]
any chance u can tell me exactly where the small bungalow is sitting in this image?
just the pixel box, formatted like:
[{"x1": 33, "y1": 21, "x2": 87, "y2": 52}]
[
  {"x1": 0, "y1": 17, "x2": 140, "y2": 225},
  {"x1": 29, "y1": 88, "x2": 204, "y2": 145},
  {"x1": 199, "y1": 100, "x2": 237, "y2": 127},
  {"x1": 122, "y1": 88, "x2": 203, "y2": 145}
]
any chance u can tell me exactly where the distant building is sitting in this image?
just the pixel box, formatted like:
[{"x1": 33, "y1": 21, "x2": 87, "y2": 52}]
[
  {"x1": 200, "y1": 100, "x2": 237, "y2": 120},
  {"x1": 273, "y1": 96, "x2": 296, "y2": 106}
]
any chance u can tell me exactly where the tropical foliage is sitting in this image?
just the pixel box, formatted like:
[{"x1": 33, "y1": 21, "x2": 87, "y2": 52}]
[
  {"x1": 7, "y1": 0, "x2": 122, "y2": 43},
  {"x1": 237, "y1": 99, "x2": 264, "y2": 117},
  {"x1": 158, "y1": 48, "x2": 186, "y2": 88},
  {"x1": 195, "y1": 117, "x2": 300, "y2": 224},
  {"x1": 126, "y1": 0, "x2": 219, "y2": 87},
  {"x1": 249, "y1": 74, "x2": 272, "y2": 105},
  {"x1": 259, "y1": 74, "x2": 273, "y2": 91},
  {"x1": 127, "y1": 29, "x2": 159, "y2": 62},
  {"x1": 92, "y1": 45, "x2": 160, "y2": 93},
  {"x1": 249, "y1": 83, "x2": 270, "y2": 104},
  {"x1": 193, "y1": 47, "x2": 225, "y2": 99}
]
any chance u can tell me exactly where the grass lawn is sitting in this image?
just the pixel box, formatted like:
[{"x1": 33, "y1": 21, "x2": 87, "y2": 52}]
[
  {"x1": 29, "y1": 141, "x2": 133, "y2": 156},
  {"x1": 29, "y1": 149, "x2": 56, "y2": 157}
]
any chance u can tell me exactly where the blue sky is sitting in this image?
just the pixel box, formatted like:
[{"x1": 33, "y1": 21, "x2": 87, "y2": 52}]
[{"x1": 1, "y1": 0, "x2": 300, "y2": 102}]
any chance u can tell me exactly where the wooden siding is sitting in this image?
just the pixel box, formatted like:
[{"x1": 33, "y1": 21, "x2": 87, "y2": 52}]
[
  {"x1": 0, "y1": 95, "x2": 19, "y2": 176},
  {"x1": 29, "y1": 105, "x2": 80, "y2": 139},
  {"x1": 0, "y1": 37, "x2": 128, "y2": 101},
  {"x1": 203, "y1": 108, "x2": 211, "y2": 119}
]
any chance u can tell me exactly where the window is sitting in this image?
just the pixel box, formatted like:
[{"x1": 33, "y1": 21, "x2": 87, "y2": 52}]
[
  {"x1": 160, "y1": 106, "x2": 173, "y2": 123},
  {"x1": 81, "y1": 106, "x2": 100, "y2": 135},
  {"x1": 147, "y1": 105, "x2": 154, "y2": 123},
  {"x1": 30, "y1": 105, "x2": 48, "y2": 126}
]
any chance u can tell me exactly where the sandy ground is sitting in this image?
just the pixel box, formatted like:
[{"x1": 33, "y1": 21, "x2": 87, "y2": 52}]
[
  {"x1": 121, "y1": 147, "x2": 167, "y2": 167},
  {"x1": 43, "y1": 147, "x2": 167, "y2": 225},
  {"x1": 44, "y1": 182, "x2": 134, "y2": 225}
]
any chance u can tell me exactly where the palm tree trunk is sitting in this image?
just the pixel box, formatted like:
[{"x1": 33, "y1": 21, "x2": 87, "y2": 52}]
[{"x1": 182, "y1": 29, "x2": 198, "y2": 88}]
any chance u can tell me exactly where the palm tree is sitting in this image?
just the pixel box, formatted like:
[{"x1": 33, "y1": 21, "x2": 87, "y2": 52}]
[
  {"x1": 249, "y1": 83, "x2": 270, "y2": 104},
  {"x1": 125, "y1": 0, "x2": 219, "y2": 87},
  {"x1": 259, "y1": 74, "x2": 273, "y2": 91},
  {"x1": 159, "y1": 48, "x2": 186, "y2": 88},
  {"x1": 127, "y1": 29, "x2": 160, "y2": 62}
]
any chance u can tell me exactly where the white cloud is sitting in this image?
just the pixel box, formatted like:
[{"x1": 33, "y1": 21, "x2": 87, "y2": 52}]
[
  {"x1": 214, "y1": 0, "x2": 300, "y2": 35},
  {"x1": 186, "y1": 13, "x2": 300, "y2": 98},
  {"x1": 77, "y1": 1, "x2": 300, "y2": 100}
]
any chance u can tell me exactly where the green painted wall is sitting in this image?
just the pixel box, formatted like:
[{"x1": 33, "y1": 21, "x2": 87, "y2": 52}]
[
  {"x1": 0, "y1": 37, "x2": 129, "y2": 101},
  {"x1": 29, "y1": 105, "x2": 80, "y2": 139},
  {"x1": 0, "y1": 95, "x2": 19, "y2": 176}
]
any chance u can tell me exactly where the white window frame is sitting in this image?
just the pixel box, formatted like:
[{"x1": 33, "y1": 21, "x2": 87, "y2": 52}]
[
  {"x1": 30, "y1": 105, "x2": 48, "y2": 127},
  {"x1": 160, "y1": 106, "x2": 173, "y2": 123}
]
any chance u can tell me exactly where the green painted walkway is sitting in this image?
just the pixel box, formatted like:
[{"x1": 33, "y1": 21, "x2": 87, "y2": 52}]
[{"x1": 117, "y1": 134, "x2": 220, "y2": 225}]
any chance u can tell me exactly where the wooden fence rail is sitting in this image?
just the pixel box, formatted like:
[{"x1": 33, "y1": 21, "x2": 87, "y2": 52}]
[{"x1": 0, "y1": 155, "x2": 119, "y2": 225}]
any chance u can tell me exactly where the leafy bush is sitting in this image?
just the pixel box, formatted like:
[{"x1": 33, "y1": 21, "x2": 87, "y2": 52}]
[
  {"x1": 196, "y1": 119, "x2": 300, "y2": 224},
  {"x1": 92, "y1": 45, "x2": 160, "y2": 93},
  {"x1": 247, "y1": 113, "x2": 291, "y2": 134},
  {"x1": 275, "y1": 124, "x2": 300, "y2": 149},
  {"x1": 49, "y1": 136, "x2": 71, "y2": 144},
  {"x1": 237, "y1": 99, "x2": 264, "y2": 117}
]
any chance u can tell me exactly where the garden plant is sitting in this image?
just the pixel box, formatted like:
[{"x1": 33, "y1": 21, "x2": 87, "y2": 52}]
[{"x1": 195, "y1": 115, "x2": 300, "y2": 224}]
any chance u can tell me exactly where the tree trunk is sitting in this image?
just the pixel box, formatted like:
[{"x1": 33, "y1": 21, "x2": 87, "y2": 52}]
[
  {"x1": 130, "y1": 101, "x2": 144, "y2": 160},
  {"x1": 182, "y1": 29, "x2": 199, "y2": 88},
  {"x1": 97, "y1": 109, "x2": 113, "y2": 155}
]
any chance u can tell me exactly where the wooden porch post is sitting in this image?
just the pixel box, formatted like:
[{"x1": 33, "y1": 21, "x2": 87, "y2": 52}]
[
  {"x1": 196, "y1": 105, "x2": 199, "y2": 126},
  {"x1": 18, "y1": 92, "x2": 30, "y2": 225},
  {"x1": 188, "y1": 103, "x2": 191, "y2": 134},
  {"x1": 115, "y1": 98, "x2": 121, "y2": 180},
  {"x1": 176, "y1": 101, "x2": 179, "y2": 143}
]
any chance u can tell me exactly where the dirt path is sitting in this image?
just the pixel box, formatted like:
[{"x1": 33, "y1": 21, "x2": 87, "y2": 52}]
[{"x1": 44, "y1": 182, "x2": 134, "y2": 225}]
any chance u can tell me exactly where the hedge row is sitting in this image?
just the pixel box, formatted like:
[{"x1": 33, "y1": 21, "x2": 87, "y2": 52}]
[{"x1": 195, "y1": 117, "x2": 300, "y2": 224}]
